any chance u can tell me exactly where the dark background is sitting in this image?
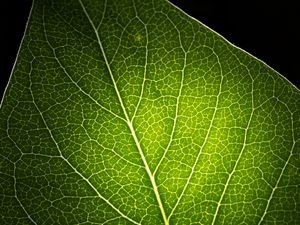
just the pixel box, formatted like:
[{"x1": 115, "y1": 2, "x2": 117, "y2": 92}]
[{"x1": 1, "y1": 1, "x2": 299, "y2": 99}]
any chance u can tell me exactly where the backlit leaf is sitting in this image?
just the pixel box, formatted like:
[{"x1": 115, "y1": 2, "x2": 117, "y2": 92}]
[{"x1": 1, "y1": 0, "x2": 299, "y2": 224}]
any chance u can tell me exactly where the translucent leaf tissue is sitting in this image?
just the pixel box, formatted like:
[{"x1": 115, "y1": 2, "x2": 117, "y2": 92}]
[{"x1": 0, "y1": 0, "x2": 299, "y2": 224}]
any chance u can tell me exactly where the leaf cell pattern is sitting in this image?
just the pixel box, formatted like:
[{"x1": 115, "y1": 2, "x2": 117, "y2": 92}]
[{"x1": 0, "y1": 0, "x2": 299, "y2": 224}]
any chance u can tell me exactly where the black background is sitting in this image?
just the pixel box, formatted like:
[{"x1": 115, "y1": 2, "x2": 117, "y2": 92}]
[{"x1": 1, "y1": 0, "x2": 299, "y2": 99}]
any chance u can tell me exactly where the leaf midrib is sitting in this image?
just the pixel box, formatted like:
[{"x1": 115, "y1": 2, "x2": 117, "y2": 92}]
[{"x1": 78, "y1": 0, "x2": 169, "y2": 224}]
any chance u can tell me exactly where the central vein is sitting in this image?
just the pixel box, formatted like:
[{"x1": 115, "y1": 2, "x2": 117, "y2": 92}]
[{"x1": 79, "y1": 1, "x2": 168, "y2": 224}]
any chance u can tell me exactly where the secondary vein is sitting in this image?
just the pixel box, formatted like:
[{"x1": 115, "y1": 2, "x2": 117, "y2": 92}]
[
  {"x1": 131, "y1": 1, "x2": 148, "y2": 123},
  {"x1": 258, "y1": 100, "x2": 296, "y2": 225},
  {"x1": 211, "y1": 62, "x2": 254, "y2": 225},
  {"x1": 42, "y1": 5, "x2": 139, "y2": 224},
  {"x1": 153, "y1": 36, "x2": 186, "y2": 176},
  {"x1": 168, "y1": 50, "x2": 224, "y2": 220}
]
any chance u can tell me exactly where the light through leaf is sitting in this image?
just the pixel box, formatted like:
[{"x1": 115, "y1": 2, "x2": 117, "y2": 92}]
[{"x1": 0, "y1": 0, "x2": 299, "y2": 224}]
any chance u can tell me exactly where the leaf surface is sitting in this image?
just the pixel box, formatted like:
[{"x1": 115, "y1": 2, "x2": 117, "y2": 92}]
[{"x1": 0, "y1": 0, "x2": 299, "y2": 224}]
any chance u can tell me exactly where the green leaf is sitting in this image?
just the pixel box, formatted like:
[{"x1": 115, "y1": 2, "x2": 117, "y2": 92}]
[{"x1": 1, "y1": 0, "x2": 299, "y2": 224}]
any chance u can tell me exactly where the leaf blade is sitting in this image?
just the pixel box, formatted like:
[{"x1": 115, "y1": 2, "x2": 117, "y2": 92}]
[{"x1": 1, "y1": 0, "x2": 299, "y2": 224}]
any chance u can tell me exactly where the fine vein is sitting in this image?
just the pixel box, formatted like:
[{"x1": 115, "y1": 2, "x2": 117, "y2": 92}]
[{"x1": 7, "y1": 111, "x2": 37, "y2": 225}]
